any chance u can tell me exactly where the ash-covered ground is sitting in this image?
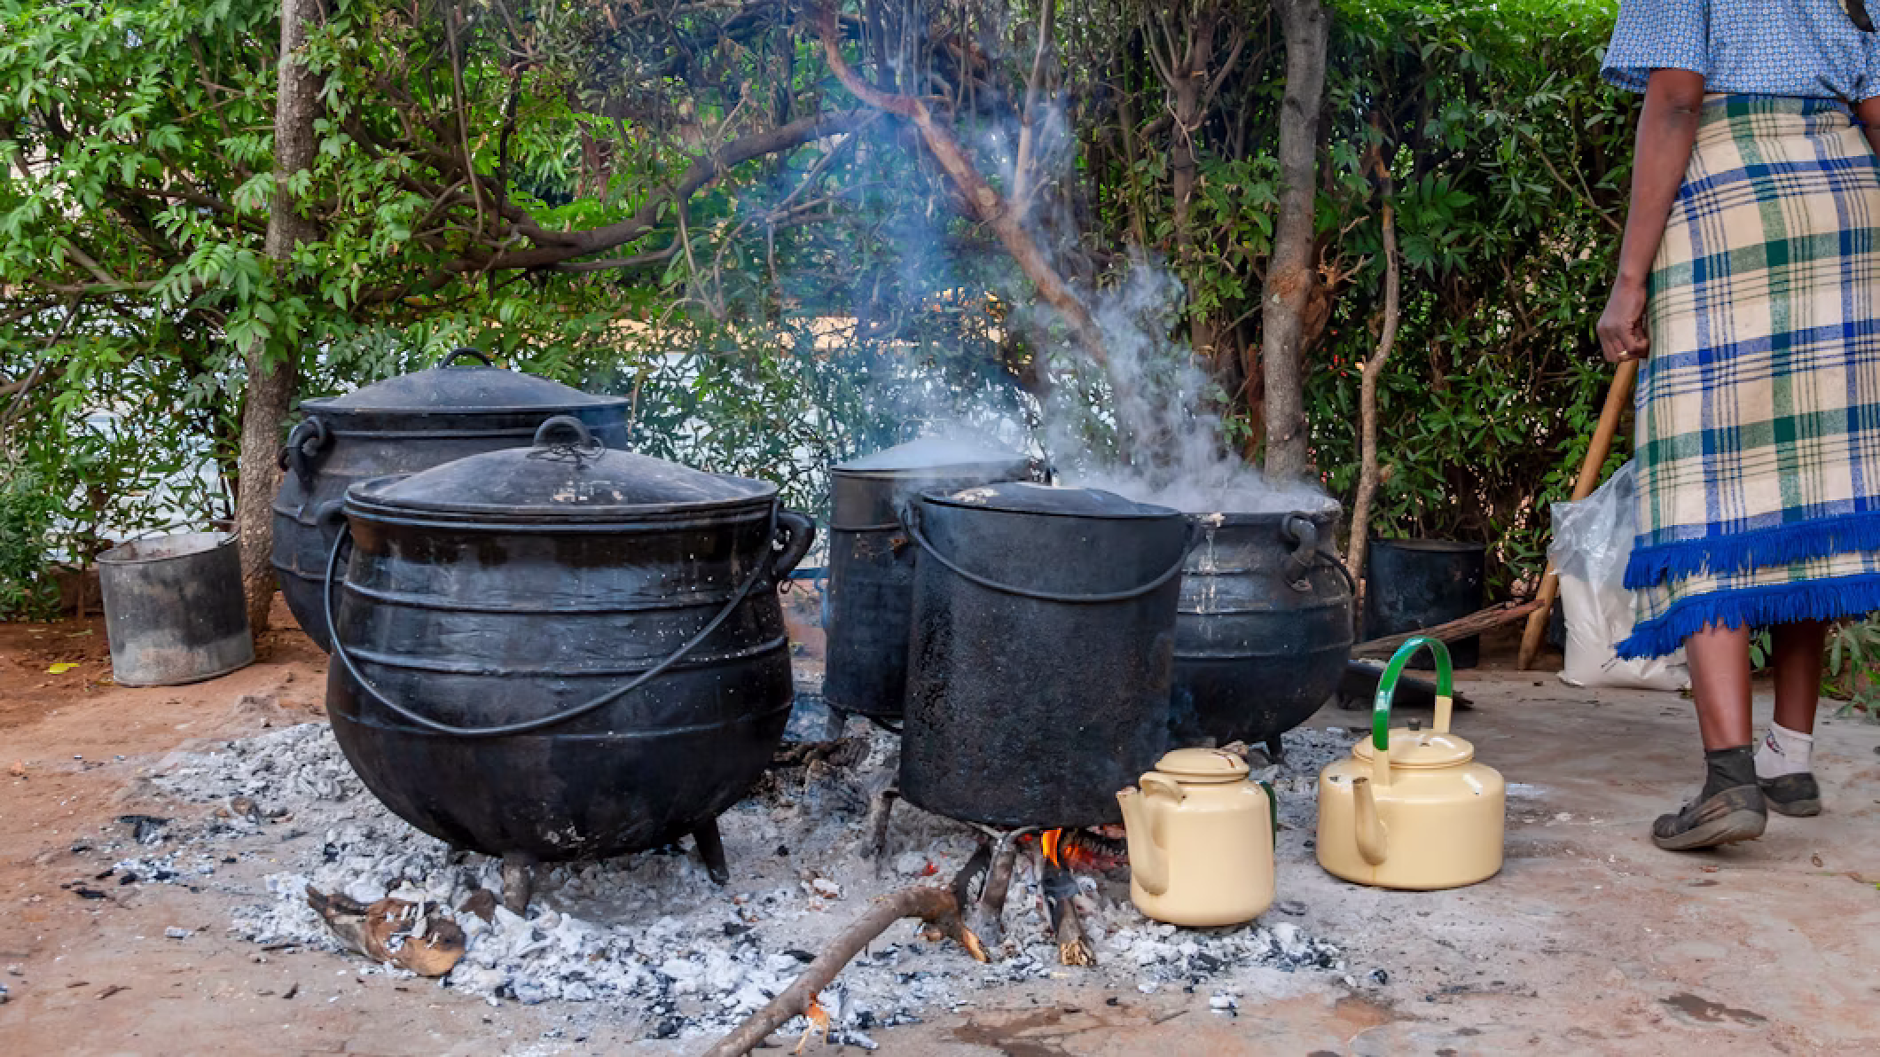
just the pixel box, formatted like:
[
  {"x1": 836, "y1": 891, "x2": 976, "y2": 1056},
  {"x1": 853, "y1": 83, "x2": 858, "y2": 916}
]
[{"x1": 104, "y1": 691, "x2": 1355, "y2": 1046}]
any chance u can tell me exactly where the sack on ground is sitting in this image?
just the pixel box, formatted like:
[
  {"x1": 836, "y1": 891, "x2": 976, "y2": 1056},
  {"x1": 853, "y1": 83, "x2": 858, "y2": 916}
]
[{"x1": 1549, "y1": 461, "x2": 1690, "y2": 691}]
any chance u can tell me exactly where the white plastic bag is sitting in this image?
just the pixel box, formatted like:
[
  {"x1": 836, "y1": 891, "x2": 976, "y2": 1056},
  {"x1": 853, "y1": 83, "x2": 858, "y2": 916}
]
[{"x1": 1548, "y1": 460, "x2": 1689, "y2": 691}]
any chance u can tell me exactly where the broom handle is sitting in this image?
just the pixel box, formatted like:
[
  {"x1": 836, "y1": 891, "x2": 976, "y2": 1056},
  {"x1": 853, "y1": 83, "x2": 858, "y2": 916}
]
[{"x1": 1517, "y1": 358, "x2": 1640, "y2": 671}]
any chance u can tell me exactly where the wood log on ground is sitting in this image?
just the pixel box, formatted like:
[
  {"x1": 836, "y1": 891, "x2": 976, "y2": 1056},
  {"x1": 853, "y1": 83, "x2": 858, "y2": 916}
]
[
  {"x1": 702, "y1": 886, "x2": 982, "y2": 1057},
  {"x1": 1350, "y1": 600, "x2": 1543, "y2": 659}
]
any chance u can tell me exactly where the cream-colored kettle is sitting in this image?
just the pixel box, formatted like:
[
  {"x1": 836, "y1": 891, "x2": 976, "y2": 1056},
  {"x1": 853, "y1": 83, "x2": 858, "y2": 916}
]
[
  {"x1": 1317, "y1": 636, "x2": 1504, "y2": 890},
  {"x1": 1117, "y1": 748, "x2": 1275, "y2": 927}
]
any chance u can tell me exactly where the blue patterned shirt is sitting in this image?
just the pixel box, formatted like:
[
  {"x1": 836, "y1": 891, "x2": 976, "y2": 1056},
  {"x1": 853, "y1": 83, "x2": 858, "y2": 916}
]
[{"x1": 1602, "y1": 0, "x2": 1880, "y2": 101}]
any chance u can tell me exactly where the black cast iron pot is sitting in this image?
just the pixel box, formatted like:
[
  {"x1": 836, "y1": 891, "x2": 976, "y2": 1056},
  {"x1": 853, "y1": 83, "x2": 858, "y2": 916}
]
[
  {"x1": 272, "y1": 349, "x2": 630, "y2": 651},
  {"x1": 899, "y1": 483, "x2": 1190, "y2": 828},
  {"x1": 823, "y1": 438, "x2": 1032, "y2": 723},
  {"x1": 1169, "y1": 504, "x2": 1355, "y2": 749},
  {"x1": 323, "y1": 417, "x2": 813, "y2": 881}
]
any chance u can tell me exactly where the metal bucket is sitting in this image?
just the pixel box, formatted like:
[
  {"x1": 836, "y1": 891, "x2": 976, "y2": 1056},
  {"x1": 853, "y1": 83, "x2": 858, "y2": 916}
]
[
  {"x1": 824, "y1": 438, "x2": 1032, "y2": 722},
  {"x1": 97, "y1": 532, "x2": 254, "y2": 686},
  {"x1": 1363, "y1": 539, "x2": 1487, "y2": 668},
  {"x1": 900, "y1": 483, "x2": 1189, "y2": 827}
]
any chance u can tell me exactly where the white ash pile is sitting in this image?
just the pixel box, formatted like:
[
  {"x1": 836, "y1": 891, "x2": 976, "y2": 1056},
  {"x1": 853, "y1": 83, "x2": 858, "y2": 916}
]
[{"x1": 130, "y1": 708, "x2": 1347, "y2": 1041}]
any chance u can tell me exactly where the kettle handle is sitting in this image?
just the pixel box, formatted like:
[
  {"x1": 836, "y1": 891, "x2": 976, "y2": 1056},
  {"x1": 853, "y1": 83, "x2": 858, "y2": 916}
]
[{"x1": 1369, "y1": 635, "x2": 1454, "y2": 787}]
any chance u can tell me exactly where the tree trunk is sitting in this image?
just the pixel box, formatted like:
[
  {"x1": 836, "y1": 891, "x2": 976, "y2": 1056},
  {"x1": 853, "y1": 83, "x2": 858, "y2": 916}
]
[
  {"x1": 1346, "y1": 147, "x2": 1400, "y2": 592},
  {"x1": 235, "y1": 0, "x2": 325, "y2": 637},
  {"x1": 1259, "y1": 0, "x2": 1329, "y2": 481}
]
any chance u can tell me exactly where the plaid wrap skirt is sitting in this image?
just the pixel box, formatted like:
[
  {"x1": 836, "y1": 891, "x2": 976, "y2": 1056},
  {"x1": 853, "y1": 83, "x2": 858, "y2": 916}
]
[{"x1": 1620, "y1": 95, "x2": 1880, "y2": 659}]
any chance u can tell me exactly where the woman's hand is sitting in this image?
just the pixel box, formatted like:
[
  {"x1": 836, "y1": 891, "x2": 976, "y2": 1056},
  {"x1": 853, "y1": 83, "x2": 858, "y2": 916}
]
[{"x1": 1597, "y1": 278, "x2": 1650, "y2": 363}]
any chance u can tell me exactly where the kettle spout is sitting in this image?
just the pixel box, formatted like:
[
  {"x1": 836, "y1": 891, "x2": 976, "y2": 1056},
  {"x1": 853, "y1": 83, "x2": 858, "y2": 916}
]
[
  {"x1": 1353, "y1": 776, "x2": 1388, "y2": 866},
  {"x1": 1116, "y1": 781, "x2": 1173, "y2": 896}
]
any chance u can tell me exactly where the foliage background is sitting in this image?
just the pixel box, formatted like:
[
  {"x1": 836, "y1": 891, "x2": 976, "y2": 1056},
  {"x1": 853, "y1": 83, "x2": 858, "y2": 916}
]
[{"x1": 0, "y1": 0, "x2": 1630, "y2": 619}]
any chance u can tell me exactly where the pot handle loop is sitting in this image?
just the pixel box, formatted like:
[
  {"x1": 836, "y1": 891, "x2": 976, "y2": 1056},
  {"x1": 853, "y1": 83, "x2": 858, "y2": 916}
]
[
  {"x1": 1369, "y1": 636, "x2": 1454, "y2": 787},
  {"x1": 321, "y1": 507, "x2": 784, "y2": 739},
  {"x1": 903, "y1": 504, "x2": 1197, "y2": 605},
  {"x1": 1280, "y1": 514, "x2": 1318, "y2": 592},
  {"x1": 532, "y1": 414, "x2": 600, "y2": 450},
  {"x1": 771, "y1": 510, "x2": 818, "y2": 580},
  {"x1": 279, "y1": 416, "x2": 329, "y2": 492},
  {"x1": 441, "y1": 347, "x2": 495, "y2": 368}
]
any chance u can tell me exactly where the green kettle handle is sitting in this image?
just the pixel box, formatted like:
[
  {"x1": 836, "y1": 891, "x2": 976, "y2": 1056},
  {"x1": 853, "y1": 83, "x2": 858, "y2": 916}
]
[{"x1": 1371, "y1": 635, "x2": 1454, "y2": 752}]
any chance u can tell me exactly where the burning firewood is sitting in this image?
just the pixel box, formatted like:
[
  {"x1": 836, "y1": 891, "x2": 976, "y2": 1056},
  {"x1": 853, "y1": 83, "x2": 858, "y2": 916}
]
[
  {"x1": 1039, "y1": 830, "x2": 1097, "y2": 967},
  {"x1": 703, "y1": 886, "x2": 985, "y2": 1057},
  {"x1": 304, "y1": 886, "x2": 465, "y2": 977}
]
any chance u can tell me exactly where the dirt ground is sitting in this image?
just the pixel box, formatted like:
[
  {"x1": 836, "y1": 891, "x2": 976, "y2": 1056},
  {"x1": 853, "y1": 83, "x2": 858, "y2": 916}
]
[{"x1": 3, "y1": 601, "x2": 1879, "y2": 1056}]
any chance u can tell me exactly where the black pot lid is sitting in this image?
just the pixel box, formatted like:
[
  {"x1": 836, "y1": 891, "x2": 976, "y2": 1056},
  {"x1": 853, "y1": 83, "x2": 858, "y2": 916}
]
[
  {"x1": 303, "y1": 349, "x2": 628, "y2": 414},
  {"x1": 838, "y1": 435, "x2": 1029, "y2": 473},
  {"x1": 925, "y1": 481, "x2": 1179, "y2": 519},
  {"x1": 350, "y1": 416, "x2": 772, "y2": 518}
]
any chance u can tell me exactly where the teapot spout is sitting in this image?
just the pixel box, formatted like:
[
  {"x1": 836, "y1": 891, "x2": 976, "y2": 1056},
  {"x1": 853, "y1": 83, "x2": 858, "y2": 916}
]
[
  {"x1": 1354, "y1": 776, "x2": 1388, "y2": 866},
  {"x1": 1117, "y1": 777, "x2": 1178, "y2": 896}
]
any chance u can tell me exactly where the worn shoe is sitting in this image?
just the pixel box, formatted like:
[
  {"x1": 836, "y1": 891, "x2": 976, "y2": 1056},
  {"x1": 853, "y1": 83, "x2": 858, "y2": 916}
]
[
  {"x1": 1759, "y1": 772, "x2": 1822, "y2": 817},
  {"x1": 1652, "y1": 783, "x2": 1768, "y2": 850}
]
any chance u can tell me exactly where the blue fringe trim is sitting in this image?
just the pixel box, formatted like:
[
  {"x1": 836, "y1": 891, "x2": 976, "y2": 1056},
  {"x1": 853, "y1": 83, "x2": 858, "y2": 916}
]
[
  {"x1": 1615, "y1": 573, "x2": 1880, "y2": 659},
  {"x1": 1623, "y1": 511, "x2": 1880, "y2": 589}
]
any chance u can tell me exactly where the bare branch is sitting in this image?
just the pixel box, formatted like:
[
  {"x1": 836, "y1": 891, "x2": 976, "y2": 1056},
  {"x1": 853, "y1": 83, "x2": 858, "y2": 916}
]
[{"x1": 1010, "y1": 0, "x2": 1056, "y2": 210}]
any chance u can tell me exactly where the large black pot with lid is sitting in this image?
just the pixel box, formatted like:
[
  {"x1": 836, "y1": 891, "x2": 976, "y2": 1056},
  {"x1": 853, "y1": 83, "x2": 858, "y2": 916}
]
[
  {"x1": 271, "y1": 348, "x2": 630, "y2": 651},
  {"x1": 324, "y1": 416, "x2": 814, "y2": 892},
  {"x1": 1170, "y1": 501, "x2": 1355, "y2": 750},
  {"x1": 824, "y1": 436, "x2": 1033, "y2": 724},
  {"x1": 899, "y1": 482, "x2": 1190, "y2": 827}
]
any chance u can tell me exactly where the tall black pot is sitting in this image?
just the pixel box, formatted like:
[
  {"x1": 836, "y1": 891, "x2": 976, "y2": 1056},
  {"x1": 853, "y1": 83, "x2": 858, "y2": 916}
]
[
  {"x1": 272, "y1": 349, "x2": 629, "y2": 651},
  {"x1": 1169, "y1": 506, "x2": 1354, "y2": 748},
  {"x1": 899, "y1": 483, "x2": 1189, "y2": 828},
  {"x1": 823, "y1": 439, "x2": 1032, "y2": 722},
  {"x1": 1363, "y1": 539, "x2": 1486, "y2": 668}
]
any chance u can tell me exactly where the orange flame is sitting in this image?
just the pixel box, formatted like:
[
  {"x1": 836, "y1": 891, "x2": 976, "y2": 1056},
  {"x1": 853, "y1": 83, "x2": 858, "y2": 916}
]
[{"x1": 1041, "y1": 828, "x2": 1065, "y2": 868}]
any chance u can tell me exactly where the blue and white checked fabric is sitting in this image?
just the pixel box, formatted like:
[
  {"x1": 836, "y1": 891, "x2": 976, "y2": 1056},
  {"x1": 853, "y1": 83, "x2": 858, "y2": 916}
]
[
  {"x1": 1618, "y1": 96, "x2": 1880, "y2": 658},
  {"x1": 1603, "y1": 0, "x2": 1880, "y2": 101}
]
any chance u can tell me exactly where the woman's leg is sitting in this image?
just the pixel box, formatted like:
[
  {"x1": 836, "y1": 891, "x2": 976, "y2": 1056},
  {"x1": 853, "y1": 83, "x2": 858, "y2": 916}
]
[
  {"x1": 1652, "y1": 623, "x2": 1766, "y2": 850},
  {"x1": 1759, "y1": 620, "x2": 1825, "y2": 816},
  {"x1": 1684, "y1": 624, "x2": 1754, "y2": 748},
  {"x1": 1771, "y1": 620, "x2": 1826, "y2": 734}
]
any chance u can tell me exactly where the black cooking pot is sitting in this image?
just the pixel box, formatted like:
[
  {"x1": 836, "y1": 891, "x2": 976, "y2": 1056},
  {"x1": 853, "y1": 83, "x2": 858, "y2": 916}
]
[
  {"x1": 823, "y1": 438, "x2": 1032, "y2": 723},
  {"x1": 1169, "y1": 505, "x2": 1354, "y2": 748},
  {"x1": 323, "y1": 417, "x2": 813, "y2": 878},
  {"x1": 271, "y1": 349, "x2": 630, "y2": 651},
  {"x1": 899, "y1": 483, "x2": 1189, "y2": 828}
]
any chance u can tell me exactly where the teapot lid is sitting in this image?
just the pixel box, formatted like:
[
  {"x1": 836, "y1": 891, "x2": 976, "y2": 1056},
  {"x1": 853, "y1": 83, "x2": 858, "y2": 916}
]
[
  {"x1": 1352, "y1": 727, "x2": 1475, "y2": 769},
  {"x1": 1152, "y1": 748, "x2": 1250, "y2": 783}
]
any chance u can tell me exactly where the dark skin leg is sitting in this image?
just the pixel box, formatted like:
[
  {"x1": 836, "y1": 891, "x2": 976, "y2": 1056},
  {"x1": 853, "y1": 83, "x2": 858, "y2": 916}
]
[
  {"x1": 1771, "y1": 620, "x2": 1826, "y2": 735},
  {"x1": 1685, "y1": 621, "x2": 1825, "y2": 751},
  {"x1": 1684, "y1": 625, "x2": 1753, "y2": 750}
]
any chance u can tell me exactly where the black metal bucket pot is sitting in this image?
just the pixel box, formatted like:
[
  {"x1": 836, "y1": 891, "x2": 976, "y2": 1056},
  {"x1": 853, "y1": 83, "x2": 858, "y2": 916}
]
[
  {"x1": 97, "y1": 532, "x2": 254, "y2": 687},
  {"x1": 272, "y1": 349, "x2": 630, "y2": 652},
  {"x1": 823, "y1": 439, "x2": 1032, "y2": 723},
  {"x1": 1363, "y1": 539, "x2": 1487, "y2": 668},
  {"x1": 899, "y1": 483, "x2": 1190, "y2": 828},
  {"x1": 323, "y1": 418, "x2": 814, "y2": 876},
  {"x1": 1169, "y1": 507, "x2": 1354, "y2": 749}
]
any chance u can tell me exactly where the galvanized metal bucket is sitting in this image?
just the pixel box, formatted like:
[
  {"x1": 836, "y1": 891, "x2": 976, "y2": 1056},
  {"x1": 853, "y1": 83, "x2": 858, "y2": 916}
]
[{"x1": 97, "y1": 532, "x2": 254, "y2": 686}]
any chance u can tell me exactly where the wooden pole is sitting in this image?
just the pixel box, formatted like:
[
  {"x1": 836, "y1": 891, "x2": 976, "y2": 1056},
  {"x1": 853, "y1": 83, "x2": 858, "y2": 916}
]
[{"x1": 1516, "y1": 358, "x2": 1640, "y2": 670}]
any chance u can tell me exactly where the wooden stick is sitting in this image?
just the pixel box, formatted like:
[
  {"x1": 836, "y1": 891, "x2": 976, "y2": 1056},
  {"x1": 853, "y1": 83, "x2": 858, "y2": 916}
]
[
  {"x1": 1351, "y1": 600, "x2": 1543, "y2": 658},
  {"x1": 1517, "y1": 359, "x2": 1639, "y2": 670},
  {"x1": 703, "y1": 887, "x2": 979, "y2": 1057}
]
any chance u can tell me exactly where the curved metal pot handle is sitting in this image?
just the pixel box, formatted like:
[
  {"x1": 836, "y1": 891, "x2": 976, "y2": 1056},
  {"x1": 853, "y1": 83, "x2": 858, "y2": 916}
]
[
  {"x1": 441, "y1": 347, "x2": 495, "y2": 368},
  {"x1": 278, "y1": 416, "x2": 330, "y2": 491},
  {"x1": 771, "y1": 510, "x2": 817, "y2": 580},
  {"x1": 902, "y1": 505, "x2": 1197, "y2": 605},
  {"x1": 322, "y1": 508, "x2": 783, "y2": 739},
  {"x1": 1280, "y1": 514, "x2": 1320, "y2": 592}
]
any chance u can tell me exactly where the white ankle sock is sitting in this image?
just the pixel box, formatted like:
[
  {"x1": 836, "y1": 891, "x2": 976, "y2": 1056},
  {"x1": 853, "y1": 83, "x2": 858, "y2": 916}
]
[{"x1": 1754, "y1": 723, "x2": 1814, "y2": 779}]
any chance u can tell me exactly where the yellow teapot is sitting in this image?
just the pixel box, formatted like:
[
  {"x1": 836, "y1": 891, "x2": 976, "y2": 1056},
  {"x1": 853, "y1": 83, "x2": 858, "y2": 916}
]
[
  {"x1": 1317, "y1": 636, "x2": 1504, "y2": 890},
  {"x1": 1117, "y1": 748, "x2": 1275, "y2": 927}
]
